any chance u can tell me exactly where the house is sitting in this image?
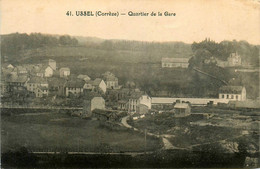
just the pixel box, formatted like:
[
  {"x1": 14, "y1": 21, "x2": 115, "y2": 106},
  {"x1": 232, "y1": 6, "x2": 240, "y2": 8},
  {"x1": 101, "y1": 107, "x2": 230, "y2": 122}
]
[
  {"x1": 161, "y1": 57, "x2": 190, "y2": 68},
  {"x1": 65, "y1": 79, "x2": 84, "y2": 97},
  {"x1": 35, "y1": 86, "x2": 49, "y2": 97},
  {"x1": 173, "y1": 103, "x2": 191, "y2": 117},
  {"x1": 60, "y1": 67, "x2": 70, "y2": 77},
  {"x1": 83, "y1": 78, "x2": 106, "y2": 93},
  {"x1": 7, "y1": 64, "x2": 14, "y2": 69},
  {"x1": 14, "y1": 66, "x2": 28, "y2": 75},
  {"x1": 39, "y1": 65, "x2": 54, "y2": 77},
  {"x1": 47, "y1": 59, "x2": 56, "y2": 70},
  {"x1": 5, "y1": 75, "x2": 28, "y2": 92},
  {"x1": 83, "y1": 95, "x2": 105, "y2": 117},
  {"x1": 118, "y1": 100, "x2": 129, "y2": 111},
  {"x1": 47, "y1": 77, "x2": 66, "y2": 96},
  {"x1": 137, "y1": 104, "x2": 149, "y2": 114},
  {"x1": 227, "y1": 52, "x2": 241, "y2": 67},
  {"x1": 219, "y1": 86, "x2": 246, "y2": 101},
  {"x1": 0, "y1": 80, "x2": 7, "y2": 94},
  {"x1": 217, "y1": 52, "x2": 242, "y2": 68},
  {"x1": 91, "y1": 97, "x2": 105, "y2": 111},
  {"x1": 77, "y1": 74, "x2": 91, "y2": 81},
  {"x1": 103, "y1": 72, "x2": 119, "y2": 89},
  {"x1": 128, "y1": 93, "x2": 152, "y2": 114},
  {"x1": 26, "y1": 76, "x2": 48, "y2": 94},
  {"x1": 92, "y1": 78, "x2": 107, "y2": 93}
]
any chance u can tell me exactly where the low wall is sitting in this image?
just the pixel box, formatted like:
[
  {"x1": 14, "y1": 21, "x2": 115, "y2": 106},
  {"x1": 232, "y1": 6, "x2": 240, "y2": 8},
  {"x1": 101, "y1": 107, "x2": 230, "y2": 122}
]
[{"x1": 151, "y1": 97, "x2": 229, "y2": 106}]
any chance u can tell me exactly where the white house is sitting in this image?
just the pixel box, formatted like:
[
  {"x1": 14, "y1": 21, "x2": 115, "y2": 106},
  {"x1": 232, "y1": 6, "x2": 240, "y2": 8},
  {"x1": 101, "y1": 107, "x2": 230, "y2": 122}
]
[
  {"x1": 102, "y1": 72, "x2": 119, "y2": 89},
  {"x1": 35, "y1": 86, "x2": 49, "y2": 98},
  {"x1": 173, "y1": 103, "x2": 191, "y2": 117},
  {"x1": 7, "y1": 64, "x2": 14, "y2": 69},
  {"x1": 48, "y1": 59, "x2": 56, "y2": 70},
  {"x1": 60, "y1": 67, "x2": 70, "y2": 77},
  {"x1": 36, "y1": 65, "x2": 54, "y2": 77},
  {"x1": 219, "y1": 86, "x2": 246, "y2": 101},
  {"x1": 91, "y1": 97, "x2": 105, "y2": 111},
  {"x1": 44, "y1": 66, "x2": 54, "y2": 77},
  {"x1": 26, "y1": 76, "x2": 48, "y2": 96},
  {"x1": 65, "y1": 79, "x2": 84, "y2": 97},
  {"x1": 128, "y1": 93, "x2": 152, "y2": 113},
  {"x1": 92, "y1": 78, "x2": 107, "y2": 93}
]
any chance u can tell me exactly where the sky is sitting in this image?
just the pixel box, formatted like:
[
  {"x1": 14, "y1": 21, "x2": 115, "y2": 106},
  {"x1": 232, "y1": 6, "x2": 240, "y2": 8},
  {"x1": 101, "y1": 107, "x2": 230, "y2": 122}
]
[{"x1": 1, "y1": 0, "x2": 260, "y2": 44}]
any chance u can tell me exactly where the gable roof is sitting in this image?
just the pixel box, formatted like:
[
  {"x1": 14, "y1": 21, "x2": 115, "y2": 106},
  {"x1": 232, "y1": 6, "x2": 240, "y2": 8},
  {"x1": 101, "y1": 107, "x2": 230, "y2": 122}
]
[
  {"x1": 15, "y1": 66, "x2": 27, "y2": 72},
  {"x1": 27, "y1": 76, "x2": 48, "y2": 84},
  {"x1": 162, "y1": 57, "x2": 189, "y2": 63},
  {"x1": 77, "y1": 74, "x2": 91, "y2": 80},
  {"x1": 92, "y1": 97, "x2": 105, "y2": 101},
  {"x1": 60, "y1": 67, "x2": 70, "y2": 72},
  {"x1": 104, "y1": 75, "x2": 118, "y2": 81},
  {"x1": 130, "y1": 91, "x2": 144, "y2": 99},
  {"x1": 174, "y1": 103, "x2": 190, "y2": 109},
  {"x1": 92, "y1": 78, "x2": 103, "y2": 86},
  {"x1": 6, "y1": 75, "x2": 28, "y2": 83},
  {"x1": 65, "y1": 79, "x2": 85, "y2": 88},
  {"x1": 37, "y1": 86, "x2": 49, "y2": 90},
  {"x1": 219, "y1": 86, "x2": 244, "y2": 94},
  {"x1": 39, "y1": 65, "x2": 53, "y2": 73},
  {"x1": 48, "y1": 77, "x2": 66, "y2": 87}
]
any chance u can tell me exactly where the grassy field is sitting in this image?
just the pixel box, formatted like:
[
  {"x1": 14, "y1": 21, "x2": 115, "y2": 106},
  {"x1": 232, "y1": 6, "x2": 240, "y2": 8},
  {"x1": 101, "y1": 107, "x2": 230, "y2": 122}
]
[{"x1": 1, "y1": 111, "x2": 161, "y2": 153}]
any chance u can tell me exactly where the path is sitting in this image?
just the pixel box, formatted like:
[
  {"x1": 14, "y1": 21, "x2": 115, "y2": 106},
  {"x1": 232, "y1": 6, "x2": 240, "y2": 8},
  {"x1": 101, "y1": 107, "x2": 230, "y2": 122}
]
[
  {"x1": 0, "y1": 105, "x2": 82, "y2": 110},
  {"x1": 193, "y1": 67, "x2": 228, "y2": 85},
  {"x1": 120, "y1": 115, "x2": 189, "y2": 150}
]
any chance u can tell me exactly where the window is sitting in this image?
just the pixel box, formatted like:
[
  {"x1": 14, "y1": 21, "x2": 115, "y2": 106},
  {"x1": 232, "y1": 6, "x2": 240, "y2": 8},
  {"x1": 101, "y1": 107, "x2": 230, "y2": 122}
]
[
  {"x1": 227, "y1": 95, "x2": 229, "y2": 99},
  {"x1": 236, "y1": 95, "x2": 239, "y2": 100},
  {"x1": 231, "y1": 95, "x2": 234, "y2": 99},
  {"x1": 222, "y1": 94, "x2": 224, "y2": 98}
]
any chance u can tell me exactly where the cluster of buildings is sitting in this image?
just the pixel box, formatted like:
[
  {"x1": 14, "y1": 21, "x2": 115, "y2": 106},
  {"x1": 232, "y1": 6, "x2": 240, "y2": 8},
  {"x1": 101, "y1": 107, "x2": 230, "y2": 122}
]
[
  {"x1": 0, "y1": 59, "x2": 121, "y2": 100},
  {"x1": 1, "y1": 57, "x2": 250, "y2": 118}
]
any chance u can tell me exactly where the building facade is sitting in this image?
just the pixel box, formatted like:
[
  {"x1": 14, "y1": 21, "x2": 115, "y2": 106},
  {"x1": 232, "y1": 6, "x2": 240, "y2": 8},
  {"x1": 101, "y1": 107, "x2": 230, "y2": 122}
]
[
  {"x1": 91, "y1": 97, "x2": 105, "y2": 111},
  {"x1": 162, "y1": 57, "x2": 190, "y2": 68},
  {"x1": 128, "y1": 94, "x2": 152, "y2": 113},
  {"x1": 60, "y1": 68, "x2": 70, "y2": 77},
  {"x1": 219, "y1": 86, "x2": 246, "y2": 101}
]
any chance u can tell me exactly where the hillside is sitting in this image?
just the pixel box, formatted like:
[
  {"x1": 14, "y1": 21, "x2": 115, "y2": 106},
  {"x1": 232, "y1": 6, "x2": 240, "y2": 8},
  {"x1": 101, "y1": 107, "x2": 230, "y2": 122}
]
[{"x1": 1, "y1": 33, "x2": 259, "y2": 99}]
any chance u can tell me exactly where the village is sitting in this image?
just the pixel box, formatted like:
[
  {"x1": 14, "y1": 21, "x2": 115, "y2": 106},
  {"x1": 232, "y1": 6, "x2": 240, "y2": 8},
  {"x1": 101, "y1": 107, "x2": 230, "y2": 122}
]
[{"x1": 1, "y1": 47, "x2": 259, "y2": 168}]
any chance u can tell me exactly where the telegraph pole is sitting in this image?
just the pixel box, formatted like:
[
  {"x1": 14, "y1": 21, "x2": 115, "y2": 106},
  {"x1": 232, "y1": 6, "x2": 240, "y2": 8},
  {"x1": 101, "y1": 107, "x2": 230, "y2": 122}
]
[{"x1": 144, "y1": 129, "x2": 147, "y2": 154}]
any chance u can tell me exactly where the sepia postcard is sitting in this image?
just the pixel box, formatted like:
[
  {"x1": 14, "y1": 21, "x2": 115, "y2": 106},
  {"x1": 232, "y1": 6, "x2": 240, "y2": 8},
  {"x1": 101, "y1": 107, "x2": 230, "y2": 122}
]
[{"x1": 0, "y1": 0, "x2": 259, "y2": 168}]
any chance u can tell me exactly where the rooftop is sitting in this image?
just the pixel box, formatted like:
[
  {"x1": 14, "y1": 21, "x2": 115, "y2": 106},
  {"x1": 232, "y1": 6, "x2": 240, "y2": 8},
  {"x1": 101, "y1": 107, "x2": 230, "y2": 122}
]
[
  {"x1": 65, "y1": 79, "x2": 85, "y2": 88},
  {"x1": 28, "y1": 76, "x2": 48, "y2": 84},
  {"x1": 60, "y1": 67, "x2": 70, "y2": 71},
  {"x1": 92, "y1": 78, "x2": 103, "y2": 86},
  {"x1": 162, "y1": 57, "x2": 190, "y2": 63},
  {"x1": 174, "y1": 103, "x2": 190, "y2": 109},
  {"x1": 6, "y1": 75, "x2": 28, "y2": 83},
  {"x1": 77, "y1": 74, "x2": 91, "y2": 80},
  {"x1": 219, "y1": 86, "x2": 244, "y2": 94}
]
